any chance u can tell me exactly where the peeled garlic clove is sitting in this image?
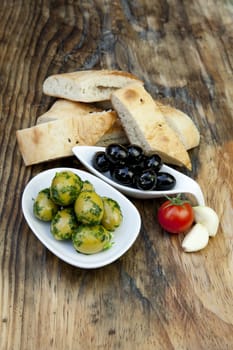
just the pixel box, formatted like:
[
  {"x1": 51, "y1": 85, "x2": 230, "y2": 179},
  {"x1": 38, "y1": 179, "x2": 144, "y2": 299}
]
[
  {"x1": 182, "y1": 223, "x2": 209, "y2": 252},
  {"x1": 193, "y1": 206, "x2": 219, "y2": 237}
]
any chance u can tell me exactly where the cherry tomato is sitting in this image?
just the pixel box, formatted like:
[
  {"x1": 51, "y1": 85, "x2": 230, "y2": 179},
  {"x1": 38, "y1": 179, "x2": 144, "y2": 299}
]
[{"x1": 157, "y1": 197, "x2": 194, "y2": 234}]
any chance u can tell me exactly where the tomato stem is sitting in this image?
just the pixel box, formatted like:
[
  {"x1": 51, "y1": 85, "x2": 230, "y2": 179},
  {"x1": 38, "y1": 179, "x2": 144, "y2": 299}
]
[{"x1": 164, "y1": 194, "x2": 191, "y2": 206}]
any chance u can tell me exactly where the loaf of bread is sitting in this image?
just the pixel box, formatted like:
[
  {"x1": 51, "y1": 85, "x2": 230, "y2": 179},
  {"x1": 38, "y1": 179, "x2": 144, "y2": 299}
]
[
  {"x1": 111, "y1": 84, "x2": 192, "y2": 169},
  {"x1": 43, "y1": 70, "x2": 143, "y2": 103},
  {"x1": 16, "y1": 110, "x2": 117, "y2": 166},
  {"x1": 155, "y1": 101, "x2": 200, "y2": 150}
]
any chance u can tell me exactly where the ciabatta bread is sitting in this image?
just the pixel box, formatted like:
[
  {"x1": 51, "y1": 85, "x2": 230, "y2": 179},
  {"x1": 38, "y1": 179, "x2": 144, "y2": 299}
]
[
  {"x1": 111, "y1": 84, "x2": 192, "y2": 169},
  {"x1": 155, "y1": 101, "x2": 200, "y2": 150},
  {"x1": 43, "y1": 70, "x2": 143, "y2": 103},
  {"x1": 16, "y1": 110, "x2": 117, "y2": 166}
]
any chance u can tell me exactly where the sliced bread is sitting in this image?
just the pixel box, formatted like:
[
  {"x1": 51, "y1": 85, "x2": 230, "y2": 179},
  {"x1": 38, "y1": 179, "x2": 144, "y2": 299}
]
[
  {"x1": 37, "y1": 99, "x2": 101, "y2": 124},
  {"x1": 155, "y1": 101, "x2": 200, "y2": 150},
  {"x1": 111, "y1": 84, "x2": 192, "y2": 169},
  {"x1": 16, "y1": 110, "x2": 117, "y2": 166},
  {"x1": 96, "y1": 119, "x2": 129, "y2": 146},
  {"x1": 96, "y1": 101, "x2": 200, "y2": 150},
  {"x1": 43, "y1": 70, "x2": 143, "y2": 103}
]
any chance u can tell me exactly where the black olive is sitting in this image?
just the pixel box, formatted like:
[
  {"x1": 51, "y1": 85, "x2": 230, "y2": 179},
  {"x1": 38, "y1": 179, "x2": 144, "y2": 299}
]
[
  {"x1": 127, "y1": 144, "x2": 144, "y2": 164},
  {"x1": 94, "y1": 143, "x2": 177, "y2": 192},
  {"x1": 92, "y1": 152, "x2": 111, "y2": 172},
  {"x1": 105, "y1": 144, "x2": 128, "y2": 165},
  {"x1": 111, "y1": 166, "x2": 134, "y2": 185},
  {"x1": 133, "y1": 169, "x2": 157, "y2": 191},
  {"x1": 143, "y1": 154, "x2": 163, "y2": 173},
  {"x1": 129, "y1": 162, "x2": 145, "y2": 175},
  {"x1": 155, "y1": 172, "x2": 176, "y2": 190}
]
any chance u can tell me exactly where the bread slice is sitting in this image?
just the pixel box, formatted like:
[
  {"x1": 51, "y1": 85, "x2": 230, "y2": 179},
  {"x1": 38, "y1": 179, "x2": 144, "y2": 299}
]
[
  {"x1": 43, "y1": 70, "x2": 143, "y2": 103},
  {"x1": 35, "y1": 99, "x2": 128, "y2": 147},
  {"x1": 37, "y1": 99, "x2": 101, "y2": 124},
  {"x1": 111, "y1": 84, "x2": 192, "y2": 169},
  {"x1": 16, "y1": 110, "x2": 117, "y2": 166},
  {"x1": 155, "y1": 101, "x2": 200, "y2": 150},
  {"x1": 96, "y1": 102, "x2": 200, "y2": 150},
  {"x1": 36, "y1": 99, "x2": 199, "y2": 151},
  {"x1": 96, "y1": 119, "x2": 129, "y2": 146}
]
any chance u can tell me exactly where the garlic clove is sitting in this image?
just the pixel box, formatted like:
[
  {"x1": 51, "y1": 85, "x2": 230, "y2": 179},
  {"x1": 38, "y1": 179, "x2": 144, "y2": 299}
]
[
  {"x1": 193, "y1": 206, "x2": 219, "y2": 237},
  {"x1": 182, "y1": 223, "x2": 209, "y2": 252}
]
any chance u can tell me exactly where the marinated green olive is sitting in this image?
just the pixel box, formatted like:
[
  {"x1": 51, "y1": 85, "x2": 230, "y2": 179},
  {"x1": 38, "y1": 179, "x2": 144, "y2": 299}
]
[
  {"x1": 81, "y1": 180, "x2": 95, "y2": 192},
  {"x1": 101, "y1": 197, "x2": 123, "y2": 231},
  {"x1": 33, "y1": 188, "x2": 59, "y2": 221},
  {"x1": 74, "y1": 191, "x2": 104, "y2": 225},
  {"x1": 72, "y1": 224, "x2": 112, "y2": 254},
  {"x1": 51, "y1": 207, "x2": 78, "y2": 240},
  {"x1": 50, "y1": 171, "x2": 83, "y2": 206}
]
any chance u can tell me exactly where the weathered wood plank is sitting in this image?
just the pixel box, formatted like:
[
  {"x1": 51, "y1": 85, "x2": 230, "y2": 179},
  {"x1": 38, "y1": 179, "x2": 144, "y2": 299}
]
[{"x1": 0, "y1": 1, "x2": 233, "y2": 349}]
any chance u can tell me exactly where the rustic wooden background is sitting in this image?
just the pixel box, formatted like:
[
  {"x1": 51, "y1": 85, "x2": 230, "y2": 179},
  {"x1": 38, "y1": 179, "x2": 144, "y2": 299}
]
[{"x1": 1, "y1": 0, "x2": 233, "y2": 349}]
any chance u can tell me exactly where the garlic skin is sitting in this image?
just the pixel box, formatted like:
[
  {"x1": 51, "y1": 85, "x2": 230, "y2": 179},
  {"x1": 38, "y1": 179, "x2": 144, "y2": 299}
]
[
  {"x1": 193, "y1": 206, "x2": 219, "y2": 237},
  {"x1": 182, "y1": 223, "x2": 209, "y2": 252}
]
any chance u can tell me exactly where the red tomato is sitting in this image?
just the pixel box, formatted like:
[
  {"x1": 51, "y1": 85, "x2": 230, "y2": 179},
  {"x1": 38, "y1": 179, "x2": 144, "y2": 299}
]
[{"x1": 158, "y1": 197, "x2": 194, "y2": 234}]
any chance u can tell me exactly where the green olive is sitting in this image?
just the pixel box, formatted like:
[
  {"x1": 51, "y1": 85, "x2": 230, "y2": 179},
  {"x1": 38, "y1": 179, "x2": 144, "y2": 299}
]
[
  {"x1": 101, "y1": 197, "x2": 123, "y2": 231},
  {"x1": 81, "y1": 180, "x2": 95, "y2": 192},
  {"x1": 51, "y1": 207, "x2": 78, "y2": 240},
  {"x1": 72, "y1": 224, "x2": 112, "y2": 254},
  {"x1": 33, "y1": 188, "x2": 59, "y2": 221},
  {"x1": 50, "y1": 171, "x2": 83, "y2": 206},
  {"x1": 74, "y1": 191, "x2": 104, "y2": 225}
]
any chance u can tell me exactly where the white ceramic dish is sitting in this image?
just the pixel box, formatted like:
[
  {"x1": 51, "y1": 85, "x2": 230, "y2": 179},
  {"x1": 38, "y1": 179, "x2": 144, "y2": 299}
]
[
  {"x1": 22, "y1": 167, "x2": 141, "y2": 269},
  {"x1": 73, "y1": 146, "x2": 205, "y2": 205}
]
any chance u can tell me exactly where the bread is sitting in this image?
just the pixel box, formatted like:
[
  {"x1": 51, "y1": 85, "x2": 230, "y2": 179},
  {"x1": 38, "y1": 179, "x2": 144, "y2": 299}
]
[
  {"x1": 96, "y1": 119, "x2": 129, "y2": 146},
  {"x1": 155, "y1": 101, "x2": 200, "y2": 150},
  {"x1": 16, "y1": 110, "x2": 117, "y2": 166},
  {"x1": 43, "y1": 70, "x2": 143, "y2": 103},
  {"x1": 96, "y1": 101, "x2": 200, "y2": 150},
  {"x1": 16, "y1": 69, "x2": 199, "y2": 168},
  {"x1": 37, "y1": 99, "x2": 101, "y2": 124},
  {"x1": 111, "y1": 84, "x2": 192, "y2": 169}
]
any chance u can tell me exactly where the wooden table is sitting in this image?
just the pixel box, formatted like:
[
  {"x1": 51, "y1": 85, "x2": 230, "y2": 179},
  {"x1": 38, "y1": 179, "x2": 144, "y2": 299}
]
[{"x1": 1, "y1": 1, "x2": 233, "y2": 349}]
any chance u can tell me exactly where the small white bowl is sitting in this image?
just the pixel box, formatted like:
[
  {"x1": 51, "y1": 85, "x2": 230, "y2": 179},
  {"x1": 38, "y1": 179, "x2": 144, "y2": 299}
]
[
  {"x1": 72, "y1": 146, "x2": 205, "y2": 205},
  {"x1": 22, "y1": 167, "x2": 141, "y2": 269}
]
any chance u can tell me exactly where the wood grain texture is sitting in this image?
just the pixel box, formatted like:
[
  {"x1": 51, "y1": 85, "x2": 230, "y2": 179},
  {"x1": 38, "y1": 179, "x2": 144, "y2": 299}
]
[{"x1": 1, "y1": 0, "x2": 233, "y2": 349}]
